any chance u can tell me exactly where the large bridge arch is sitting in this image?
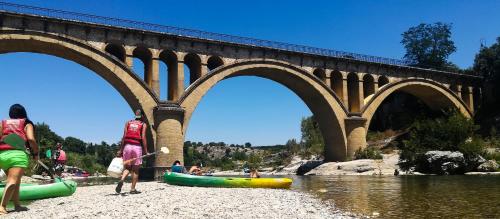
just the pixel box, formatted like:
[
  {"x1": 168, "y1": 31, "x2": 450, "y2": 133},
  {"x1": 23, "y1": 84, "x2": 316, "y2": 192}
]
[
  {"x1": 361, "y1": 78, "x2": 473, "y2": 131},
  {"x1": 179, "y1": 60, "x2": 349, "y2": 161},
  {"x1": 0, "y1": 30, "x2": 159, "y2": 150}
]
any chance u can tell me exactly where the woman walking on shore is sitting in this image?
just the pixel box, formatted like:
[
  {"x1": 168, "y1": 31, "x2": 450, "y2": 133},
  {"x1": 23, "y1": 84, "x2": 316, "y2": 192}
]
[
  {"x1": 0, "y1": 104, "x2": 39, "y2": 215},
  {"x1": 115, "y1": 109, "x2": 148, "y2": 194}
]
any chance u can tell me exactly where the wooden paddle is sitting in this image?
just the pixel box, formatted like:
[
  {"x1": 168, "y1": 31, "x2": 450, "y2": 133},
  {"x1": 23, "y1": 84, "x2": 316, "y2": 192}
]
[{"x1": 123, "y1": 147, "x2": 169, "y2": 165}]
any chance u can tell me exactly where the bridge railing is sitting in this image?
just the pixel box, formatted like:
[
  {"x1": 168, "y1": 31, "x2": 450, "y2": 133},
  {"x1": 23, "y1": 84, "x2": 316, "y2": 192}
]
[{"x1": 0, "y1": 1, "x2": 415, "y2": 66}]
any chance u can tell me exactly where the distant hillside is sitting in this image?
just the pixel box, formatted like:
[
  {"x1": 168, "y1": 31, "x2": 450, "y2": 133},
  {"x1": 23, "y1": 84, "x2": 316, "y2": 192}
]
[{"x1": 183, "y1": 142, "x2": 292, "y2": 171}]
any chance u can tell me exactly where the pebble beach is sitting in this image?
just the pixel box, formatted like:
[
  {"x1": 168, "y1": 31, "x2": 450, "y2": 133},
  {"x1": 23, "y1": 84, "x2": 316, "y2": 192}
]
[{"x1": 4, "y1": 182, "x2": 352, "y2": 219}]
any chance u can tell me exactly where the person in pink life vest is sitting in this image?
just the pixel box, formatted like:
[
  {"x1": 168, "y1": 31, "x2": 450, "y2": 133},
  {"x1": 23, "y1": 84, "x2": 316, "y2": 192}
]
[
  {"x1": 115, "y1": 109, "x2": 149, "y2": 194},
  {"x1": 0, "y1": 104, "x2": 39, "y2": 215},
  {"x1": 52, "y1": 143, "x2": 66, "y2": 177}
]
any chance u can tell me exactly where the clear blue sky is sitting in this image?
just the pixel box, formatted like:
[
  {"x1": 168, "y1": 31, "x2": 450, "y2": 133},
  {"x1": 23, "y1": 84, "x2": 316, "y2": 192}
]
[{"x1": 1, "y1": 0, "x2": 499, "y2": 146}]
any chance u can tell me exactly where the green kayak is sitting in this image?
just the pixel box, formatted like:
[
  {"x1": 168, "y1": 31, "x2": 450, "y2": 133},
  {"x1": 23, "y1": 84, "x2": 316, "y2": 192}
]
[
  {"x1": 0, "y1": 180, "x2": 77, "y2": 200},
  {"x1": 164, "y1": 172, "x2": 292, "y2": 189}
]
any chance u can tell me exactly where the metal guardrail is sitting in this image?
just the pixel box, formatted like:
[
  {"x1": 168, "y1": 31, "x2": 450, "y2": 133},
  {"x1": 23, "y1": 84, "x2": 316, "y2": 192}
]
[{"x1": 0, "y1": 1, "x2": 414, "y2": 66}]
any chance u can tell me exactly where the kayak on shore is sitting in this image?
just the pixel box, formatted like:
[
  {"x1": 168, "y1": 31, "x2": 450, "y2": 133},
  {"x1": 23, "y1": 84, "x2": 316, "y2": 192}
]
[
  {"x1": 163, "y1": 172, "x2": 292, "y2": 189},
  {"x1": 0, "y1": 180, "x2": 77, "y2": 200}
]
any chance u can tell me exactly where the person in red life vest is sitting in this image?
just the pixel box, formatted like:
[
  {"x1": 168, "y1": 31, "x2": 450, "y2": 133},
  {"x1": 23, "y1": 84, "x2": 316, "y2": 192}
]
[
  {"x1": 52, "y1": 143, "x2": 66, "y2": 177},
  {"x1": 115, "y1": 109, "x2": 149, "y2": 194},
  {"x1": 0, "y1": 104, "x2": 39, "y2": 215}
]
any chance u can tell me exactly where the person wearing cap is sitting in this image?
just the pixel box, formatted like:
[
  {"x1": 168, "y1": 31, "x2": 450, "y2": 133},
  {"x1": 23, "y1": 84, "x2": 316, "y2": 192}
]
[{"x1": 115, "y1": 109, "x2": 149, "y2": 194}]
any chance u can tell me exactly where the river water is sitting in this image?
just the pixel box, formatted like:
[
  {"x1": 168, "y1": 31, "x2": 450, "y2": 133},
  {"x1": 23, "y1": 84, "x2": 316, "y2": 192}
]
[
  {"x1": 73, "y1": 174, "x2": 500, "y2": 218},
  {"x1": 291, "y1": 175, "x2": 500, "y2": 218}
]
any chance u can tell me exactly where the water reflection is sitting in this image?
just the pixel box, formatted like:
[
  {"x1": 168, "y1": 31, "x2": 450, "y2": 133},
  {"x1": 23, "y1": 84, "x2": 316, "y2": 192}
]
[{"x1": 292, "y1": 175, "x2": 500, "y2": 218}]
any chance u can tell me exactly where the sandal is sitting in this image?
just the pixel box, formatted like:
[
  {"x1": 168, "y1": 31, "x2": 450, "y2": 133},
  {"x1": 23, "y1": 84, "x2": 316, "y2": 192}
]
[
  {"x1": 129, "y1": 190, "x2": 141, "y2": 194},
  {"x1": 14, "y1": 206, "x2": 28, "y2": 212},
  {"x1": 115, "y1": 181, "x2": 123, "y2": 194}
]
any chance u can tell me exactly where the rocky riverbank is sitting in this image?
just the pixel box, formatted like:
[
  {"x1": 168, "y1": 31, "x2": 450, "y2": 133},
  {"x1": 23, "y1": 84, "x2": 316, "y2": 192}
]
[
  {"x1": 212, "y1": 151, "x2": 498, "y2": 176},
  {"x1": 213, "y1": 154, "x2": 402, "y2": 176},
  {"x1": 4, "y1": 182, "x2": 353, "y2": 219},
  {"x1": 306, "y1": 154, "x2": 400, "y2": 176}
]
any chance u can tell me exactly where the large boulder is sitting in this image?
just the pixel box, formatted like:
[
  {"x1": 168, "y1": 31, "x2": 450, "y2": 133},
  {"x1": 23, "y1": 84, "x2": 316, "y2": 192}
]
[
  {"x1": 466, "y1": 154, "x2": 487, "y2": 167},
  {"x1": 355, "y1": 164, "x2": 375, "y2": 173},
  {"x1": 420, "y1": 151, "x2": 466, "y2": 174},
  {"x1": 306, "y1": 154, "x2": 400, "y2": 176},
  {"x1": 477, "y1": 160, "x2": 499, "y2": 172},
  {"x1": 272, "y1": 156, "x2": 323, "y2": 175},
  {"x1": 296, "y1": 160, "x2": 323, "y2": 175}
]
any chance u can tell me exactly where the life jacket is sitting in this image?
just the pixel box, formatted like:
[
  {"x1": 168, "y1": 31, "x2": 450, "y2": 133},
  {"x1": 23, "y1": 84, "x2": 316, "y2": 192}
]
[
  {"x1": 57, "y1": 149, "x2": 67, "y2": 162},
  {"x1": 0, "y1": 119, "x2": 27, "y2": 150},
  {"x1": 171, "y1": 165, "x2": 185, "y2": 173},
  {"x1": 123, "y1": 120, "x2": 143, "y2": 145}
]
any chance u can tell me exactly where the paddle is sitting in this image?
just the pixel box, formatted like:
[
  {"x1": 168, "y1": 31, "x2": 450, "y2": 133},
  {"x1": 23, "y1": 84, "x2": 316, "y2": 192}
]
[
  {"x1": 37, "y1": 160, "x2": 63, "y2": 182},
  {"x1": 2, "y1": 133, "x2": 25, "y2": 150},
  {"x1": 122, "y1": 147, "x2": 169, "y2": 165}
]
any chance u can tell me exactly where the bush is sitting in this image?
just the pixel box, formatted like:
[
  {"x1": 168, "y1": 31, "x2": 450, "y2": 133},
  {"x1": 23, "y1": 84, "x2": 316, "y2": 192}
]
[
  {"x1": 399, "y1": 110, "x2": 487, "y2": 172},
  {"x1": 367, "y1": 131, "x2": 386, "y2": 142},
  {"x1": 459, "y1": 138, "x2": 486, "y2": 158},
  {"x1": 247, "y1": 153, "x2": 262, "y2": 170},
  {"x1": 65, "y1": 152, "x2": 106, "y2": 174},
  {"x1": 354, "y1": 147, "x2": 383, "y2": 160},
  {"x1": 484, "y1": 152, "x2": 500, "y2": 164}
]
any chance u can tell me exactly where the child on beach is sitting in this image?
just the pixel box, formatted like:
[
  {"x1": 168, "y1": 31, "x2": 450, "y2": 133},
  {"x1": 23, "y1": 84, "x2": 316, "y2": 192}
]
[
  {"x1": 250, "y1": 169, "x2": 260, "y2": 178},
  {"x1": 115, "y1": 109, "x2": 149, "y2": 194},
  {"x1": 171, "y1": 160, "x2": 187, "y2": 173},
  {"x1": 189, "y1": 163, "x2": 203, "y2": 175},
  {"x1": 0, "y1": 104, "x2": 39, "y2": 215}
]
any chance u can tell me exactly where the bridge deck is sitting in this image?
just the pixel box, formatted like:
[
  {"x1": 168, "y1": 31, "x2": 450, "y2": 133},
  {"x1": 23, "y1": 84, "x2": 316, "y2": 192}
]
[
  {"x1": 0, "y1": 1, "x2": 413, "y2": 66},
  {"x1": 0, "y1": 1, "x2": 483, "y2": 79}
]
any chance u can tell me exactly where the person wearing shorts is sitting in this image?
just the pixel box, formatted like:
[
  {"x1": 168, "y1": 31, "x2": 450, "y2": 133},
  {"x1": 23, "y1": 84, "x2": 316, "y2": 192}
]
[
  {"x1": 0, "y1": 104, "x2": 39, "y2": 215},
  {"x1": 115, "y1": 109, "x2": 148, "y2": 194}
]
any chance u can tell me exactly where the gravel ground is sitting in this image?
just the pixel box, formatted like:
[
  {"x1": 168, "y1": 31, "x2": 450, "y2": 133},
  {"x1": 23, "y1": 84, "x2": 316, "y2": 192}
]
[{"x1": 4, "y1": 181, "x2": 352, "y2": 219}]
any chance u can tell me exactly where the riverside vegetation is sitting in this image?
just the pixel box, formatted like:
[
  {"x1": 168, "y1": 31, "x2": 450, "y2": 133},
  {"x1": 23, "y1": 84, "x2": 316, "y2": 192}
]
[{"x1": 28, "y1": 123, "x2": 119, "y2": 175}]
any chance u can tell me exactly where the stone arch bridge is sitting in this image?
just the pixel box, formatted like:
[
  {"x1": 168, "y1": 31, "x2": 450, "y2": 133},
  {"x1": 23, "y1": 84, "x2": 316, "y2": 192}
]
[{"x1": 0, "y1": 2, "x2": 482, "y2": 176}]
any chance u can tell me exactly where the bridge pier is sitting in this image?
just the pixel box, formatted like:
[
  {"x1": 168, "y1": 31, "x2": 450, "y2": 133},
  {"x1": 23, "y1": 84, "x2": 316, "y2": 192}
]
[
  {"x1": 153, "y1": 103, "x2": 185, "y2": 178},
  {"x1": 345, "y1": 116, "x2": 367, "y2": 159}
]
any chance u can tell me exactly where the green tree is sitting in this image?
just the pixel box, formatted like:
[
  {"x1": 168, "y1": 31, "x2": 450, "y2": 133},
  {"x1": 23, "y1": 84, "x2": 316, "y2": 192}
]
[
  {"x1": 35, "y1": 123, "x2": 64, "y2": 149},
  {"x1": 401, "y1": 22, "x2": 458, "y2": 71},
  {"x1": 301, "y1": 116, "x2": 324, "y2": 156},
  {"x1": 474, "y1": 37, "x2": 500, "y2": 81},
  {"x1": 285, "y1": 139, "x2": 300, "y2": 154},
  {"x1": 63, "y1": 137, "x2": 87, "y2": 154},
  {"x1": 473, "y1": 37, "x2": 500, "y2": 135},
  {"x1": 244, "y1": 142, "x2": 252, "y2": 148}
]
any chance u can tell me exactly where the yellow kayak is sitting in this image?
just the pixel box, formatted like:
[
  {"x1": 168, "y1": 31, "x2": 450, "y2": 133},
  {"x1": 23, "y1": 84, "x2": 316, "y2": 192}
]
[{"x1": 164, "y1": 172, "x2": 293, "y2": 189}]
